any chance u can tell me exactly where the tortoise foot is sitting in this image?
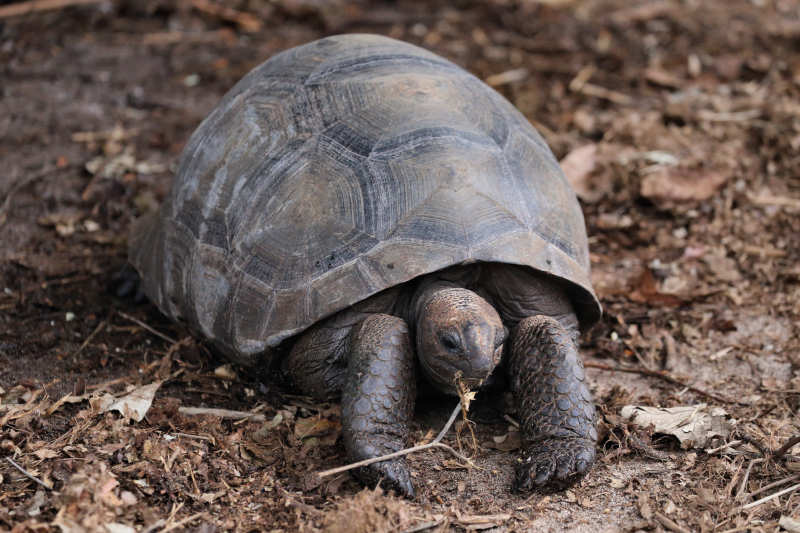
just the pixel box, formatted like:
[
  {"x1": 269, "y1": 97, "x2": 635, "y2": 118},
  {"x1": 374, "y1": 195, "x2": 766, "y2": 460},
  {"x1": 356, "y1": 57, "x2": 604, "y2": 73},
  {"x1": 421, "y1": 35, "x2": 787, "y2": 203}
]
[
  {"x1": 513, "y1": 437, "x2": 595, "y2": 492},
  {"x1": 110, "y1": 263, "x2": 146, "y2": 303},
  {"x1": 354, "y1": 458, "x2": 414, "y2": 498}
]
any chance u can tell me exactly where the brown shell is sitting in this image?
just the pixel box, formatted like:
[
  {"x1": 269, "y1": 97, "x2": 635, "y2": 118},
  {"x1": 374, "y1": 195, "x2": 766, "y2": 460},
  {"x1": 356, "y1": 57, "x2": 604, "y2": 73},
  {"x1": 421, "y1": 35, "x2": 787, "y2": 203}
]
[{"x1": 129, "y1": 34, "x2": 601, "y2": 363}]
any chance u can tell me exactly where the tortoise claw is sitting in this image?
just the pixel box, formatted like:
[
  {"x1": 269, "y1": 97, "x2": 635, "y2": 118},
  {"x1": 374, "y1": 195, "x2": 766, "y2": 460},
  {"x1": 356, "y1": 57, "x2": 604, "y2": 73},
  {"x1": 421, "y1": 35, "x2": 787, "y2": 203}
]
[
  {"x1": 513, "y1": 437, "x2": 595, "y2": 492},
  {"x1": 356, "y1": 459, "x2": 415, "y2": 499}
]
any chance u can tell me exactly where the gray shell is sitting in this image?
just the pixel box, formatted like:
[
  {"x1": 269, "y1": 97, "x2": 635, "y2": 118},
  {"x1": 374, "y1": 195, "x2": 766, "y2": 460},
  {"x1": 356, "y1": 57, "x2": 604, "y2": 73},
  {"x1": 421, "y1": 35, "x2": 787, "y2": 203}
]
[{"x1": 130, "y1": 34, "x2": 601, "y2": 363}]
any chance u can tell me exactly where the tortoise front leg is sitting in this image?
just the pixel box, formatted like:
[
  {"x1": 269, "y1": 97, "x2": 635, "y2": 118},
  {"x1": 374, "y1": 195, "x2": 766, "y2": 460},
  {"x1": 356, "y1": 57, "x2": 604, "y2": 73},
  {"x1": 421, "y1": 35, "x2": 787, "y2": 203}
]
[
  {"x1": 343, "y1": 314, "x2": 416, "y2": 497},
  {"x1": 508, "y1": 315, "x2": 597, "y2": 491}
]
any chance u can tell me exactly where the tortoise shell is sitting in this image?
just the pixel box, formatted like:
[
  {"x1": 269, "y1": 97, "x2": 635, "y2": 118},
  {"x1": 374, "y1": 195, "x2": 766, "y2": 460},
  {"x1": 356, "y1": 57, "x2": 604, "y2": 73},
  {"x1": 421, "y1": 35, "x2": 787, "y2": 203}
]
[{"x1": 129, "y1": 34, "x2": 601, "y2": 363}]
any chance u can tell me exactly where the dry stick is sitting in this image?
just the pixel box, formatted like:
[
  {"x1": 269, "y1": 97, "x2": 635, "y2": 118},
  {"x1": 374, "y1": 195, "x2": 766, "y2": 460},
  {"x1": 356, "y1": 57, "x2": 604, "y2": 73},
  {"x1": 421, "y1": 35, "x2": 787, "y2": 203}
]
[
  {"x1": 318, "y1": 401, "x2": 471, "y2": 479},
  {"x1": 0, "y1": 166, "x2": 57, "y2": 227},
  {"x1": 6, "y1": 457, "x2": 51, "y2": 490},
  {"x1": 740, "y1": 482, "x2": 800, "y2": 510},
  {"x1": 72, "y1": 319, "x2": 107, "y2": 358},
  {"x1": 584, "y1": 361, "x2": 740, "y2": 404},
  {"x1": 117, "y1": 311, "x2": 177, "y2": 345},
  {"x1": 503, "y1": 414, "x2": 520, "y2": 429},
  {"x1": 190, "y1": 0, "x2": 261, "y2": 32},
  {"x1": 706, "y1": 439, "x2": 743, "y2": 455},
  {"x1": 738, "y1": 433, "x2": 771, "y2": 457},
  {"x1": 0, "y1": 0, "x2": 102, "y2": 18},
  {"x1": 654, "y1": 512, "x2": 691, "y2": 533},
  {"x1": 401, "y1": 519, "x2": 445, "y2": 533},
  {"x1": 744, "y1": 474, "x2": 800, "y2": 501},
  {"x1": 736, "y1": 458, "x2": 764, "y2": 500},
  {"x1": 178, "y1": 407, "x2": 266, "y2": 422},
  {"x1": 161, "y1": 512, "x2": 206, "y2": 533},
  {"x1": 773, "y1": 434, "x2": 800, "y2": 460}
]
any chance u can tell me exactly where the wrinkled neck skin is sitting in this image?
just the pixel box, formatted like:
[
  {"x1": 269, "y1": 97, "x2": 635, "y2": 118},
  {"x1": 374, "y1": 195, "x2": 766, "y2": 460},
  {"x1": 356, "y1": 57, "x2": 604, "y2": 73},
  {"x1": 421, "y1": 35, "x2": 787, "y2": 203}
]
[{"x1": 408, "y1": 278, "x2": 505, "y2": 396}]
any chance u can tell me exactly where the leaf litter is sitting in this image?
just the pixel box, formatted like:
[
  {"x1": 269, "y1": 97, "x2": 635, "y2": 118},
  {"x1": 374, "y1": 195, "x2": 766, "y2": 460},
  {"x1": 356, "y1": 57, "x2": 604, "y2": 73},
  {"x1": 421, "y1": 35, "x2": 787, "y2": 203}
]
[{"x1": 2, "y1": 0, "x2": 800, "y2": 531}]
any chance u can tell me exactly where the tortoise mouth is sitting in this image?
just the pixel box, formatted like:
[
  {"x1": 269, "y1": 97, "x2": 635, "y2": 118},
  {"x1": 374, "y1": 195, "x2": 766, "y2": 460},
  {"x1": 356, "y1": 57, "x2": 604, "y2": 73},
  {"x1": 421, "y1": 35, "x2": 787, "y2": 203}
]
[{"x1": 418, "y1": 354, "x2": 491, "y2": 395}]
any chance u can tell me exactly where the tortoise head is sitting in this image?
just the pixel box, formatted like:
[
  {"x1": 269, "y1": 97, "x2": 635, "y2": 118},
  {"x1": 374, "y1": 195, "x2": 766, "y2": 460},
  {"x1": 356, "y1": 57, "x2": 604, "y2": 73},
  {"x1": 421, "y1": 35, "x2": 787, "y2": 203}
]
[{"x1": 416, "y1": 288, "x2": 506, "y2": 395}]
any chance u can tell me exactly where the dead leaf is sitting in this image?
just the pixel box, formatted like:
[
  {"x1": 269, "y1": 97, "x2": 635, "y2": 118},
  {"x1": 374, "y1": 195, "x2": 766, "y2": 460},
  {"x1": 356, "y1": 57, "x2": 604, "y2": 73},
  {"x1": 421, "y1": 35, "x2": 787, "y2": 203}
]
[
  {"x1": 621, "y1": 404, "x2": 733, "y2": 449},
  {"x1": 781, "y1": 515, "x2": 800, "y2": 533},
  {"x1": 104, "y1": 524, "x2": 136, "y2": 533},
  {"x1": 38, "y1": 209, "x2": 84, "y2": 236},
  {"x1": 640, "y1": 167, "x2": 729, "y2": 205},
  {"x1": 213, "y1": 364, "x2": 237, "y2": 380},
  {"x1": 628, "y1": 268, "x2": 684, "y2": 306},
  {"x1": 102, "y1": 382, "x2": 162, "y2": 422},
  {"x1": 33, "y1": 448, "x2": 60, "y2": 460},
  {"x1": 483, "y1": 430, "x2": 522, "y2": 451},
  {"x1": 637, "y1": 493, "x2": 653, "y2": 520},
  {"x1": 560, "y1": 144, "x2": 602, "y2": 202},
  {"x1": 294, "y1": 416, "x2": 341, "y2": 441}
]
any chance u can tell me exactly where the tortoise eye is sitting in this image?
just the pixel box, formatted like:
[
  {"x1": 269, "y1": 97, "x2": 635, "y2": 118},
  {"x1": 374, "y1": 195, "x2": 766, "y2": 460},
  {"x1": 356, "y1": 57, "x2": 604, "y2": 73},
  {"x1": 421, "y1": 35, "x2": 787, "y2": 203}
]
[{"x1": 440, "y1": 332, "x2": 461, "y2": 352}]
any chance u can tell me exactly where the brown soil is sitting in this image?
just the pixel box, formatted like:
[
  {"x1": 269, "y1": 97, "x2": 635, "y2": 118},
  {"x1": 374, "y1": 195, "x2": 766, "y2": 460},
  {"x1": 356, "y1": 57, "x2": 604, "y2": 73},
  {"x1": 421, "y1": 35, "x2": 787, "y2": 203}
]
[{"x1": 1, "y1": 1, "x2": 799, "y2": 531}]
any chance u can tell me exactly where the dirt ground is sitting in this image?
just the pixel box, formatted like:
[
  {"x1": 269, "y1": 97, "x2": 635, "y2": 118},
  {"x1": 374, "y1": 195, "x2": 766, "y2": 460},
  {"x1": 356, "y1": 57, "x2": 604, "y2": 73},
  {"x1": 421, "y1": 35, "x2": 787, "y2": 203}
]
[{"x1": 1, "y1": 0, "x2": 799, "y2": 531}]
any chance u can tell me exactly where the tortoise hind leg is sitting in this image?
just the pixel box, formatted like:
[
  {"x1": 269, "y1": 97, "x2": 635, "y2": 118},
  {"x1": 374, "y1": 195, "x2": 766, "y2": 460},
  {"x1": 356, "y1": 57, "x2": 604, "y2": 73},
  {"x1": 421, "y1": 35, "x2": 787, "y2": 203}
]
[
  {"x1": 109, "y1": 263, "x2": 146, "y2": 303},
  {"x1": 343, "y1": 314, "x2": 416, "y2": 497},
  {"x1": 509, "y1": 315, "x2": 597, "y2": 491},
  {"x1": 283, "y1": 320, "x2": 352, "y2": 401}
]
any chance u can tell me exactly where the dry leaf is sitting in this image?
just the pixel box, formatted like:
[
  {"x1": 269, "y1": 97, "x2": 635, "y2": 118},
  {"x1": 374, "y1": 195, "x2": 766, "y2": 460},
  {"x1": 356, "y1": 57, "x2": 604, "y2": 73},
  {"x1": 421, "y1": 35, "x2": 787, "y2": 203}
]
[
  {"x1": 640, "y1": 167, "x2": 728, "y2": 205},
  {"x1": 104, "y1": 524, "x2": 136, "y2": 533},
  {"x1": 560, "y1": 144, "x2": 601, "y2": 202},
  {"x1": 102, "y1": 382, "x2": 162, "y2": 422},
  {"x1": 628, "y1": 268, "x2": 684, "y2": 306},
  {"x1": 780, "y1": 515, "x2": 800, "y2": 533},
  {"x1": 621, "y1": 404, "x2": 733, "y2": 449},
  {"x1": 33, "y1": 448, "x2": 60, "y2": 460},
  {"x1": 483, "y1": 430, "x2": 522, "y2": 451},
  {"x1": 294, "y1": 416, "x2": 341, "y2": 441}
]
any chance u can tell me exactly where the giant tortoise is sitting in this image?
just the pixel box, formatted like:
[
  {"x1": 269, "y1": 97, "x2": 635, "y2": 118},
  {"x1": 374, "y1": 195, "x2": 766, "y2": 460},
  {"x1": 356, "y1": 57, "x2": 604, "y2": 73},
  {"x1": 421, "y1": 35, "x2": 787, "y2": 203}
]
[{"x1": 127, "y1": 34, "x2": 602, "y2": 497}]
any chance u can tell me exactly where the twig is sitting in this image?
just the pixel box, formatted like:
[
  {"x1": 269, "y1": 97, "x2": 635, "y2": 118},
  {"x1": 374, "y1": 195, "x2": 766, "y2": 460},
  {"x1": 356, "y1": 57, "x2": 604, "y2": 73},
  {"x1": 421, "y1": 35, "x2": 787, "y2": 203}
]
[
  {"x1": 706, "y1": 439, "x2": 742, "y2": 455},
  {"x1": 190, "y1": 0, "x2": 261, "y2": 32},
  {"x1": 140, "y1": 29, "x2": 233, "y2": 46},
  {"x1": 610, "y1": 0, "x2": 674, "y2": 24},
  {"x1": 584, "y1": 362, "x2": 741, "y2": 404},
  {"x1": 773, "y1": 435, "x2": 800, "y2": 460},
  {"x1": 318, "y1": 401, "x2": 472, "y2": 479},
  {"x1": 485, "y1": 68, "x2": 528, "y2": 87},
  {"x1": 743, "y1": 474, "x2": 800, "y2": 501},
  {"x1": 6, "y1": 457, "x2": 51, "y2": 490},
  {"x1": 72, "y1": 320, "x2": 107, "y2": 358},
  {"x1": 117, "y1": 311, "x2": 176, "y2": 345},
  {"x1": 504, "y1": 414, "x2": 520, "y2": 429},
  {"x1": 434, "y1": 401, "x2": 462, "y2": 442},
  {"x1": 178, "y1": 407, "x2": 266, "y2": 422},
  {"x1": 161, "y1": 512, "x2": 206, "y2": 533},
  {"x1": 401, "y1": 519, "x2": 445, "y2": 533},
  {"x1": 172, "y1": 432, "x2": 215, "y2": 443},
  {"x1": 0, "y1": 0, "x2": 103, "y2": 18},
  {"x1": 0, "y1": 166, "x2": 58, "y2": 227},
  {"x1": 736, "y1": 458, "x2": 764, "y2": 500},
  {"x1": 748, "y1": 193, "x2": 800, "y2": 210},
  {"x1": 654, "y1": 512, "x2": 691, "y2": 533},
  {"x1": 740, "y1": 482, "x2": 800, "y2": 510},
  {"x1": 738, "y1": 433, "x2": 771, "y2": 457},
  {"x1": 697, "y1": 109, "x2": 762, "y2": 122}
]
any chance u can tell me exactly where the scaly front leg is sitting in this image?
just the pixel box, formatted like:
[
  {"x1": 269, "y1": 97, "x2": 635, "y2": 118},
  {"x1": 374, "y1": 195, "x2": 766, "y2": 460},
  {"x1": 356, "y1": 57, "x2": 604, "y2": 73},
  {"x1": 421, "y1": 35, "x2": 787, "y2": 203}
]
[
  {"x1": 342, "y1": 314, "x2": 416, "y2": 497},
  {"x1": 509, "y1": 315, "x2": 597, "y2": 491}
]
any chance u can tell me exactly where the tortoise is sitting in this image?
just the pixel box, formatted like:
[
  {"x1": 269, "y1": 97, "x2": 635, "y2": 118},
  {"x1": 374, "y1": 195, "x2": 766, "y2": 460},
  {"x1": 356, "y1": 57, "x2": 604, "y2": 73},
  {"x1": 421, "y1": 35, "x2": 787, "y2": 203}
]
[{"x1": 126, "y1": 34, "x2": 602, "y2": 497}]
